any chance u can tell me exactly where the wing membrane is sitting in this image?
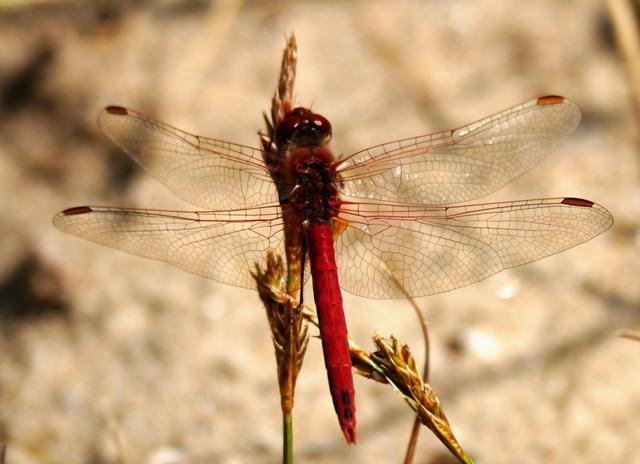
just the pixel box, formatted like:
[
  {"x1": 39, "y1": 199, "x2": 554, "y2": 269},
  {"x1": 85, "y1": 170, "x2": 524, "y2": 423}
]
[
  {"x1": 337, "y1": 96, "x2": 580, "y2": 204},
  {"x1": 54, "y1": 205, "x2": 285, "y2": 290},
  {"x1": 98, "y1": 107, "x2": 278, "y2": 209},
  {"x1": 334, "y1": 197, "x2": 612, "y2": 298}
]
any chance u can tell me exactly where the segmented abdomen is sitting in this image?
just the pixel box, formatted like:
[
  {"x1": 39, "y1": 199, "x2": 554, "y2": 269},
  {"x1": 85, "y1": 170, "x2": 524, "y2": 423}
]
[{"x1": 307, "y1": 221, "x2": 356, "y2": 444}]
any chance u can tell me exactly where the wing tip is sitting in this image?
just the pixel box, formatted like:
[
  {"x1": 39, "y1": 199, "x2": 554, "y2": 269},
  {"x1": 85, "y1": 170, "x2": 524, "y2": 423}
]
[{"x1": 561, "y1": 197, "x2": 614, "y2": 232}]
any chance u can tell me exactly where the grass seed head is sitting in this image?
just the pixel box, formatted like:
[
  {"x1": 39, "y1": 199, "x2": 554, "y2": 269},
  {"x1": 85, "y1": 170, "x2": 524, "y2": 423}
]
[{"x1": 253, "y1": 251, "x2": 309, "y2": 414}]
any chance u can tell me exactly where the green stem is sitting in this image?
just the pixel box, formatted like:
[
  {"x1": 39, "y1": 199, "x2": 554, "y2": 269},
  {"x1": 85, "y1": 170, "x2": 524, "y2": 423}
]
[{"x1": 283, "y1": 412, "x2": 293, "y2": 464}]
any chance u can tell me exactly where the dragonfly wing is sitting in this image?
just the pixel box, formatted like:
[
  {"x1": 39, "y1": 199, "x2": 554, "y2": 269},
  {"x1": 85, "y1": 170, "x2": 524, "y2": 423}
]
[
  {"x1": 99, "y1": 107, "x2": 279, "y2": 209},
  {"x1": 334, "y1": 198, "x2": 612, "y2": 298},
  {"x1": 337, "y1": 96, "x2": 580, "y2": 204},
  {"x1": 54, "y1": 205, "x2": 284, "y2": 290}
]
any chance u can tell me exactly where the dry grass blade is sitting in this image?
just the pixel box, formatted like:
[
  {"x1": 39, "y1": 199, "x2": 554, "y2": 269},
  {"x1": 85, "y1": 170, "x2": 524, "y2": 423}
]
[{"x1": 252, "y1": 251, "x2": 309, "y2": 414}]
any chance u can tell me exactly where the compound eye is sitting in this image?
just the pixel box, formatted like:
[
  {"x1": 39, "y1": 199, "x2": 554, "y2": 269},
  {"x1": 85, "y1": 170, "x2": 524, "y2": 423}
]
[
  {"x1": 275, "y1": 116, "x2": 299, "y2": 144},
  {"x1": 311, "y1": 115, "x2": 332, "y2": 137},
  {"x1": 275, "y1": 108, "x2": 332, "y2": 146}
]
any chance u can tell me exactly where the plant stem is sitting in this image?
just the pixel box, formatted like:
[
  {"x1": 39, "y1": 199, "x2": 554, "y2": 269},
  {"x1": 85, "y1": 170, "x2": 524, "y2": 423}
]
[
  {"x1": 386, "y1": 272, "x2": 430, "y2": 464},
  {"x1": 283, "y1": 412, "x2": 293, "y2": 464}
]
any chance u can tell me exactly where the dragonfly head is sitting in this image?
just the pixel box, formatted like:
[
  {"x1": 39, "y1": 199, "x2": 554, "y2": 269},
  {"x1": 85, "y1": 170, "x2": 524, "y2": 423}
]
[{"x1": 276, "y1": 107, "x2": 332, "y2": 148}]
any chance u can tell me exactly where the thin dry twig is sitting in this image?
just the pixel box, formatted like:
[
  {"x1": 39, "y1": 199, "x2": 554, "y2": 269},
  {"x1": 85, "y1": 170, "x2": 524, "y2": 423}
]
[
  {"x1": 386, "y1": 273, "x2": 430, "y2": 464},
  {"x1": 354, "y1": 4, "x2": 446, "y2": 127},
  {"x1": 161, "y1": 0, "x2": 244, "y2": 118},
  {"x1": 618, "y1": 329, "x2": 640, "y2": 342},
  {"x1": 606, "y1": 0, "x2": 640, "y2": 116}
]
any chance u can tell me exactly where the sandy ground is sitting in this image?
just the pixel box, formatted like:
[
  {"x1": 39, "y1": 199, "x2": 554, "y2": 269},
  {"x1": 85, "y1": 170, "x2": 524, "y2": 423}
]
[{"x1": 0, "y1": 1, "x2": 639, "y2": 463}]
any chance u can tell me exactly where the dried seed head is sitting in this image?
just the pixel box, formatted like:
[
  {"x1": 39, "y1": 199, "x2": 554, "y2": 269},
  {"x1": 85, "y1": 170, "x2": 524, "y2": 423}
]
[
  {"x1": 261, "y1": 33, "x2": 297, "y2": 154},
  {"x1": 272, "y1": 33, "x2": 297, "y2": 128},
  {"x1": 253, "y1": 251, "x2": 309, "y2": 414},
  {"x1": 356, "y1": 335, "x2": 473, "y2": 464}
]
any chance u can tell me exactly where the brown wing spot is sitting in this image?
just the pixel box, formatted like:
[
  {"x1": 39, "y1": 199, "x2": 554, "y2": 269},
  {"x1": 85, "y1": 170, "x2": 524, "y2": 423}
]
[
  {"x1": 62, "y1": 206, "x2": 93, "y2": 215},
  {"x1": 537, "y1": 95, "x2": 565, "y2": 105},
  {"x1": 105, "y1": 106, "x2": 128, "y2": 115},
  {"x1": 561, "y1": 197, "x2": 594, "y2": 208}
]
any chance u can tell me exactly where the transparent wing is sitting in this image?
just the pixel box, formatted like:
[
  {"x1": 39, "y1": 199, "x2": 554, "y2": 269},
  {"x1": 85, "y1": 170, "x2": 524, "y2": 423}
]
[
  {"x1": 53, "y1": 205, "x2": 285, "y2": 290},
  {"x1": 334, "y1": 197, "x2": 612, "y2": 298},
  {"x1": 336, "y1": 96, "x2": 581, "y2": 204},
  {"x1": 98, "y1": 107, "x2": 278, "y2": 209}
]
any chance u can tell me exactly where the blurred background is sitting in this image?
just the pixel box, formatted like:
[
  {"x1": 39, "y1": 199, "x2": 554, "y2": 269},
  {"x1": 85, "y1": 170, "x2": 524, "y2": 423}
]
[{"x1": 0, "y1": 0, "x2": 639, "y2": 463}]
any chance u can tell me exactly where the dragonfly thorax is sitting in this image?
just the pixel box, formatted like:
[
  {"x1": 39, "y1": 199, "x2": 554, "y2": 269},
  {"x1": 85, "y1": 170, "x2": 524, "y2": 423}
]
[{"x1": 285, "y1": 146, "x2": 341, "y2": 222}]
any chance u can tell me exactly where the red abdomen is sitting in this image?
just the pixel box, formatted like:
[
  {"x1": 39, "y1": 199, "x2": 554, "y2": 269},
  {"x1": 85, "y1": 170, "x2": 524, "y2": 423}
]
[{"x1": 307, "y1": 221, "x2": 356, "y2": 444}]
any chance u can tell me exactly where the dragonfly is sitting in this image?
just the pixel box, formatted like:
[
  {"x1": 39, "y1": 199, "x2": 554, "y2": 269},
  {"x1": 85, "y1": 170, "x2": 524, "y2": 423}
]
[{"x1": 54, "y1": 95, "x2": 613, "y2": 444}]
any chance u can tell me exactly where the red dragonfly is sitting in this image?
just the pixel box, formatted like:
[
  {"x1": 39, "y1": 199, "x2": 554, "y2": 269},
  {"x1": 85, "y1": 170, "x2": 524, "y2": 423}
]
[{"x1": 54, "y1": 95, "x2": 612, "y2": 444}]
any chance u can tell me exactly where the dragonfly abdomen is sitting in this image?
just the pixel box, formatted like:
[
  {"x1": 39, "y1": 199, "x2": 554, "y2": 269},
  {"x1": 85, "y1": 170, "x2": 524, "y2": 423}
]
[{"x1": 307, "y1": 220, "x2": 356, "y2": 444}]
